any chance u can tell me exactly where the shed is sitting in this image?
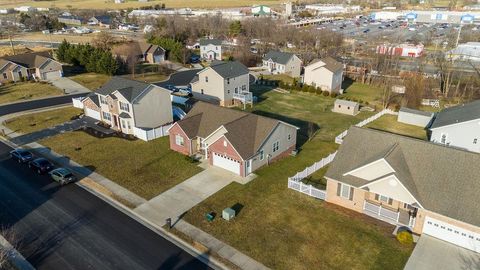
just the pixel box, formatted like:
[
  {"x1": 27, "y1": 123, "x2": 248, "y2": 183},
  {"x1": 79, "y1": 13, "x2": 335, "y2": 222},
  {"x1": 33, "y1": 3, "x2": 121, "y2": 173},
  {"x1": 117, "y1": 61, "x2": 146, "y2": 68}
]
[
  {"x1": 397, "y1": 107, "x2": 434, "y2": 127},
  {"x1": 332, "y1": 99, "x2": 360, "y2": 116}
]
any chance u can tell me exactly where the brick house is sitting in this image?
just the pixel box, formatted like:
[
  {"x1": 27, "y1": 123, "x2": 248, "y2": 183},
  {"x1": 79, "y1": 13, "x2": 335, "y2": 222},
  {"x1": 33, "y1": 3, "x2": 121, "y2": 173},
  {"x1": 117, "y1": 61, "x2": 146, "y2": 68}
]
[
  {"x1": 324, "y1": 127, "x2": 480, "y2": 253},
  {"x1": 168, "y1": 102, "x2": 299, "y2": 176}
]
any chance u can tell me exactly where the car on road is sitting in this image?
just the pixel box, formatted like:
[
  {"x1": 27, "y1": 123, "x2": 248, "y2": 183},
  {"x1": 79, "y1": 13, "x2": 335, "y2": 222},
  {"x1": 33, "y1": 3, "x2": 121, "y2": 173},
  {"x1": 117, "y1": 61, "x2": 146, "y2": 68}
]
[
  {"x1": 49, "y1": 168, "x2": 76, "y2": 185},
  {"x1": 10, "y1": 149, "x2": 34, "y2": 163},
  {"x1": 28, "y1": 158, "x2": 54, "y2": 174}
]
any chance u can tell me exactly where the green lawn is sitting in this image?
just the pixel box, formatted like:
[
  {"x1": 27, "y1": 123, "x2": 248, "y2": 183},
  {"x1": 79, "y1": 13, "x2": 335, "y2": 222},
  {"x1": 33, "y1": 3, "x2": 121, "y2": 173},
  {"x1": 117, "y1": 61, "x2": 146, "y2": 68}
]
[
  {"x1": 68, "y1": 73, "x2": 111, "y2": 90},
  {"x1": 182, "y1": 85, "x2": 413, "y2": 270},
  {"x1": 40, "y1": 133, "x2": 203, "y2": 199},
  {"x1": 0, "y1": 82, "x2": 63, "y2": 104},
  {"x1": 262, "y1": 74, "x2": 296, "y2": 85},
  {"x1": 5, "y1": 107, "x2": 82, "y2": 134},
  {"x1": 366, "y1": 115, "x2": 427, "y2": 140},
  {"x1": 130, "y1": 73, "x2": 168, "y2": 83},
  {"x1": 342, "y1": 80, "x2": 385, "y2": 108}
]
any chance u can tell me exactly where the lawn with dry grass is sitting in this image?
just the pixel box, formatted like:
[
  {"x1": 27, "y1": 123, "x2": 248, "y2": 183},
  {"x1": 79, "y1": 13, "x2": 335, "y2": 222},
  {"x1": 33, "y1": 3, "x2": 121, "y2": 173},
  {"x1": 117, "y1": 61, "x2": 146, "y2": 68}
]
[
  {"x1": 182, "y1": 85, "x2": 413, "y2": 270},
  {"x1": 365, "y1": 114, "x2": 427, "y2": 140},
  {"x1": 68, "y1": 73, "x2": 111, "y2": 90},
  {"x1": 40, "y1": 133, "x2": 203, "y2": 199},
  {"x1": 0, "y1": 82, "x2": 63, "y2": 105},
  {"x1": 5, "y1": 107, "x2": 82, "y2": 134}
]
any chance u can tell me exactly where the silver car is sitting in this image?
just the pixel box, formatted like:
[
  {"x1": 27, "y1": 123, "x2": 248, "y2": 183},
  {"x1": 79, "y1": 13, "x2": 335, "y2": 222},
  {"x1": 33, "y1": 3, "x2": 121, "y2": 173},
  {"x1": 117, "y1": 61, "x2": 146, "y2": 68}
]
[{"x1": 49, "y1": 168, "x2": 76, "y2": 185}]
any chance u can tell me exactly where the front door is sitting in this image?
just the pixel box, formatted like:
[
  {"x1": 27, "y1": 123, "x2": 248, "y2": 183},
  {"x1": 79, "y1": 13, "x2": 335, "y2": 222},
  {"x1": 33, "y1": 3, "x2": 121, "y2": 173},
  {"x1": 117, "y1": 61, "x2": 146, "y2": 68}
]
[{"x1": 113, "y1": 115, "x2": 118, "y2": 127}]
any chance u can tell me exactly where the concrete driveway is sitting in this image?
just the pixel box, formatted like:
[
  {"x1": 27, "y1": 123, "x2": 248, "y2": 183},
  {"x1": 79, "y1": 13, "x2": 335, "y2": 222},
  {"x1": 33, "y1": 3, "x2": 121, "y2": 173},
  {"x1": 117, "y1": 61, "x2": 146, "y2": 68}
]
[
  {"x1": 134, "y1": 161, "x2": 256, "y2": 226},
  {"x1": 404, "y1": 235, "x2": 480, "y2": 270},
  {"x1": 49, "y1": 77, "x2": 90, "y2": 94}
]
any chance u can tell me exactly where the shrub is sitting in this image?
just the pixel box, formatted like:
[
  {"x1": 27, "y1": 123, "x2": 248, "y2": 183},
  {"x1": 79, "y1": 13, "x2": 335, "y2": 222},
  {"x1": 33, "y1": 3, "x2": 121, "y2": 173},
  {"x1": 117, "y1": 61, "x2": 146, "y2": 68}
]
[
  {"x1": 365, "y1": 101, "x2": 369, "y2": 106},
  {"x1": 396, "y1": 230, "x2": 413, "y2": 245},
  {"x1": 330, "y1": 92, "x2": 338, "y2": 98},
  {"x1": 322, "y1": 91, "x2": 330, "y2": 96}
]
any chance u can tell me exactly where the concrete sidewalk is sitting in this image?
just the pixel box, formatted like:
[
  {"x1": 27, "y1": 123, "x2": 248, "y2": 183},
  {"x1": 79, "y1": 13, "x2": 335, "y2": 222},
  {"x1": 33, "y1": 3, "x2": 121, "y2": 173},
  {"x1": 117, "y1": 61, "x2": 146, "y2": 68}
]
[{"x1": 0, "y1": 111, "x2": 269, "y2": 270}]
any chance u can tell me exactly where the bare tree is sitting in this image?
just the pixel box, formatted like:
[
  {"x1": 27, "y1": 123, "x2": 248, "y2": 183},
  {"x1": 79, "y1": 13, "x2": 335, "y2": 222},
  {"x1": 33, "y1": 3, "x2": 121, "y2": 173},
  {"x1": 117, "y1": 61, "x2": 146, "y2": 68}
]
[
  {"x1": 92, "y1": 31, "x2": 116, "y2": 51},
  {"x1": 0, "y1": 227, "x2": 19, "y2": 269}
]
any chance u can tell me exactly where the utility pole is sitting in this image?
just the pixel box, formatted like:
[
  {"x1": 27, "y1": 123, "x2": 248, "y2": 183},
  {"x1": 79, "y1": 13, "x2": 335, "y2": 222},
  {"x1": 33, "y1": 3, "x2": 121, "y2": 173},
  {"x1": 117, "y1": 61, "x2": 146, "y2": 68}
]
[
  {"x1": 455, "y1": 24, "x2": 462, "y2": 48},
  {"x1": 8, "y1": 32, "x2": 15, "y2": 55}
]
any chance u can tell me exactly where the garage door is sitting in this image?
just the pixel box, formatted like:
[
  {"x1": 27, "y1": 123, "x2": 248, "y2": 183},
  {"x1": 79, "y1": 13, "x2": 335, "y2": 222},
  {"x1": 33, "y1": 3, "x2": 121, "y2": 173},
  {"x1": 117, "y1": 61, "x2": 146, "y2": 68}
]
[
  {"x1": 422, "y1": 216, "x2": 480, "y2": 252},
  {"x1": 85, "y1": 108, "x2": 101, "y2": 120},
  {"x1": 42, "y1": 71, "x2": 61, "y2": 80},
  {"x1": 212, "y1": 153, "x2": 240, "y2": 175}
]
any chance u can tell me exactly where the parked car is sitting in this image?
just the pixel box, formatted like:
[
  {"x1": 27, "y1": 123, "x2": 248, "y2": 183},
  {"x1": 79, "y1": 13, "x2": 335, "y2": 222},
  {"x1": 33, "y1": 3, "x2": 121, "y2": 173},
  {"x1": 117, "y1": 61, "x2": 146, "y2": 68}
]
[
  {"x1": 190, "y1": 54, "x2": 200, "y2": 63},
  {"x1": 10, "y1": 149, "x2": 34, "y2": 163},
  {"x1": 49, "y1": 168, "x2": 76, "y2": 185},
  {"x1": 28, "y1": 158, "x2": 54, "y2": 174}
]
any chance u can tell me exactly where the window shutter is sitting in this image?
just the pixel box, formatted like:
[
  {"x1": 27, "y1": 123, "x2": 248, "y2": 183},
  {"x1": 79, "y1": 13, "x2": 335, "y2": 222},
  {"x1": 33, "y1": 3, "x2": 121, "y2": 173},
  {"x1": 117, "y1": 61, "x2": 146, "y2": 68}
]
[
  {"x1": 375, "y1": 194, "x2": 379, "y2": 201},
  {"x1": 337, "y1": 183, "x2": 341, "y2": 196},
  {"x1": 388, "y1": 198, "x2": 393, "y2": 205},
  {"x1": 349, "y1": 187, "x2": 354, "y2": 201}
]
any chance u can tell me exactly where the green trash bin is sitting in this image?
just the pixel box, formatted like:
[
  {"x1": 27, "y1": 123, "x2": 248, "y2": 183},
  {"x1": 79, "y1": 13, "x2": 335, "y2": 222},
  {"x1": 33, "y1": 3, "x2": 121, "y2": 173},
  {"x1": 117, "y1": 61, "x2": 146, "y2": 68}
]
[{"x1": 205, "y1": 212, "x2": 215, "y2": 222}]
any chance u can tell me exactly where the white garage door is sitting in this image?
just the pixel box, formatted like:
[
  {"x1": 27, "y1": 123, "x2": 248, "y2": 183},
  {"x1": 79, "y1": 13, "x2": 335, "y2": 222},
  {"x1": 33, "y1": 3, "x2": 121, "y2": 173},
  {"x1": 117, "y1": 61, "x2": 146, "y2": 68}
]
[
  {"x1": 42, "y1": 71, "x2": 61, "y2": 80},
  {"x1": 212, "y1": 153, "x2": 240, "y2": 175},
  {"x1": 85, "y1": 108, "x2": 101, "y2": 120},
  {"x1": 423, "y1": 216, "x2": 480, "y2": 253}
]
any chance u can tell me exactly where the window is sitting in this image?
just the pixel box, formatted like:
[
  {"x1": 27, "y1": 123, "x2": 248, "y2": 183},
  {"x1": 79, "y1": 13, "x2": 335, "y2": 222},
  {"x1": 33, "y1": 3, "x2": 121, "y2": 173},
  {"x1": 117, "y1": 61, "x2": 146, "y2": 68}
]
[
  {"x1": 102, "y1": 112, "x2": 111, "y2": 121},
  {"x1": 18, "y1": 71, "x2": 22, "y2": 78},
  {"x1": 2, "y1": 73, "x2": 6, "y2": 79},
  {"x1": 288, "y1": 134, "x2": 291, "y2": 140},
  {"x1": 234, "y1": 87, "x2": 238, "y2": 94},
  {"x1": 242, "y1": 85, "x2": 246, "y2": 91},
  {"x1": 119, "y1": 101, "x2": 129, "y2": 112},
  {"x1": 100, "y1": 96, "x2": 108, "y2": 105},
  {"x1": 201, "y1": 89, "x2": 204, "y2": 95},
  {"x1": 121, "y1": 120, "x2": 126, "y2": 129},
  {"x1": 175, "y1": 135, "x2": 184, "y2": 146},
  {"x1": 259, "y1": 150, "x2": 264, "y2": 160},
  {"x1": 227, "y1": 78, "x2": 230, "y2": 84},
  {"x1": 441, "y1": 133, "x2": 447, "y2": 144},
  {"x1": 127, "y1": 121, "x2": 131, "y2": 129},
  {"x1": 272, "y1": 141, "x2": 279, "y2": 152},
  {"x1": 347, "y1": 106, "x2": 350, "y2": 110},
  {"x1": 474, "y1": 138, "x2": 478, "y2": 144},
  {"x1": 205, "y1": 76, "x2": 208, "y2": 82},
  {"x1": 338, "y1": 105, "x2": 341, "y2": 108},
  {"x1": 379, "y1": 195, "x2": 389, "y2": 203},
  {"x1": 337, "y1": 183, "x2": 354, "y2": 200},
  {"x1": 223, "y1": 140, "x2": 227, "y2": 147}
]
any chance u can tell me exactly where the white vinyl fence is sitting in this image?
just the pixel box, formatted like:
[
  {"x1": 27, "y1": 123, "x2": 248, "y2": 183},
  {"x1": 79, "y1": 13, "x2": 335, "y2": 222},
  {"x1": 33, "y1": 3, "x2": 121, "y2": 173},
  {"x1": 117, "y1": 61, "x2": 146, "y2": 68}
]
[
  {"x1": 289, "y1": 108, "x2": 399, "y2": 200},
  {"x1": 287, "y1": 152, "x2": 336, "y2": 200},
  {"x1": 335, "y1": 109, "x2": 397, "y2": 144},
  {"x1": 134, "y1": 123, "x2": 173, "y2": 141}
]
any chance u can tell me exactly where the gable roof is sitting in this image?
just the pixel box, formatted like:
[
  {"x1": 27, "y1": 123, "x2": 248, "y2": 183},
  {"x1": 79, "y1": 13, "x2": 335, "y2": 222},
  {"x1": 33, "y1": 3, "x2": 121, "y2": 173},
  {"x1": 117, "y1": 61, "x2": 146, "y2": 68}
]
[
  {"x1": 430, "y1": 100, "x2": 480, "y2": 129},
  {"x1": 400, "y1": 107, "x2": 434, "y2": 117},
  {"x1": 1, "y1": 51, "x2": 53, "y2": 69},
  {"x1": 112, "y1": 41, "x2": 163, "y2": 58},
  {"x1": 307, "y1": 57, "x2": 343, "y2": 73},
  {"x1": 207, "y1": 61, "x2": 249, "y2": 79},
  {"x1": 175, "y1": 102, "x2": 295, "y2": 159},
  {"x1": 335, "y1": 99, "x2": 358, "y2": 107},
  {"x1": 90, "y1": 15, "x2": 111, "y2": 24},
  {"x1": 199, "y1": 39, "x2": 222, "y2": 46},
  {"x1": 263, "y1": 50, "x2": 296, "y2": 65},
  {"x1": 95, "y1": 77, "x2": 151, "y2": 102},
  {"x1": 325, "y1": 127, "x2": 480, "y2": 226}
]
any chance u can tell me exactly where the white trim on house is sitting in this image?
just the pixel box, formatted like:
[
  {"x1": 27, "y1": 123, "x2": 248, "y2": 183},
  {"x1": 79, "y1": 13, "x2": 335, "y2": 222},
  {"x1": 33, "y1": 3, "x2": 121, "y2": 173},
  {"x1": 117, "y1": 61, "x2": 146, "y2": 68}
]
[
  {"x1": 430, "y1": 118, "x2": 480, "y2": 130},
  {"x1": 209, "y1": 135, "x2": 245, "y2": 162},
  {"x1": 342, "y1": 158, "x2": 396, "y2": 177}
]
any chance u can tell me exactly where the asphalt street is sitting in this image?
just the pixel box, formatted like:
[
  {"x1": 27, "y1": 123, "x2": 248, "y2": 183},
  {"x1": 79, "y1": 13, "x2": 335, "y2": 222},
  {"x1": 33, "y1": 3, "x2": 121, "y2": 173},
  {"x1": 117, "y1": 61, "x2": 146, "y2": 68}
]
[
  {"x1": 0, "y1": 141, "x2": 212, "y2": 270},
  {"x1": 0, "y1": 93, "x2": 86, "y2": 117}
]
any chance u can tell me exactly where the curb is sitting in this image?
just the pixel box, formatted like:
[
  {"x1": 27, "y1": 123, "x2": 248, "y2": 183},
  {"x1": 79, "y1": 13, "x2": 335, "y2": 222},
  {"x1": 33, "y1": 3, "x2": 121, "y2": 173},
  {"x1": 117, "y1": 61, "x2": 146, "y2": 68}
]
[{"x1": 0, "y1": 135, "x2": 229, "y2": 270}]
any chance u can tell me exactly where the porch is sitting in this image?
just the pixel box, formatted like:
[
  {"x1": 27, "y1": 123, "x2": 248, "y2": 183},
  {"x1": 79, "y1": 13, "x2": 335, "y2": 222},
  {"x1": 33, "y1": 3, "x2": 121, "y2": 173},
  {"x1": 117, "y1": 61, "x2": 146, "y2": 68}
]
[
  {"x1": 363, "y1": 200, "x2": 416, "y2": 228},
  {"x1": 233, "y1": 91, "x2": 253, "y2": 107}
]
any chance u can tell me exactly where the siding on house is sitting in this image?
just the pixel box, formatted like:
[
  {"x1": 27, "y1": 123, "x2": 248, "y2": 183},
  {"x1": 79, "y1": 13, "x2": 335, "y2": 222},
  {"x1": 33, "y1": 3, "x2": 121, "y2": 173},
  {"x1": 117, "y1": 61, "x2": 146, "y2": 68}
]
[
  {"x1": 169, "y1": 124, "x2": 193, "y2": 155},
  {"x1": 430, "y1": 120, "x2": 480, "y2": 153}
]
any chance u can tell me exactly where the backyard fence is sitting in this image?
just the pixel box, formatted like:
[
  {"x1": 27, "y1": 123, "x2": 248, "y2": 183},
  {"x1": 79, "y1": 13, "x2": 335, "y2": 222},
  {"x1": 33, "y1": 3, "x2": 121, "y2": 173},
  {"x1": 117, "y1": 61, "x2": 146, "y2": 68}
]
[
  {"x1": 133, "y1": 123, "x2": 172, "y2": 141},
  {"x1": 335, "y1": 109, "x2": 397, "y2": 144},
  {"x1": 288, "y1": 180, "x2": 327, "y2": 200},
  {"x1": 288, "y1": 152, "x2": 337, "y2": 182}
]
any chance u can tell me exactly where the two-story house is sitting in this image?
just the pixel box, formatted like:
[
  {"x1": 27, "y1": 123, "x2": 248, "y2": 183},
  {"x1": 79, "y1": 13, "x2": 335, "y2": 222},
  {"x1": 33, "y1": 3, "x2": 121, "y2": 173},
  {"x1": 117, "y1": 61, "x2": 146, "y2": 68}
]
[
  {"x1": 262, "y1": 50, "x2": 302, "y2": 77},
  {"x1": 190, "y1": 61, "x2": 251, "y2": 107},
  {"x1": 325, "y1": 127, "x2": 480, "y2": 253},
  {"x1": 200, "y1": 39, "x2": 222, "y2": 61},
  {"x1": 112, "y1": 41, "x2": 165, "y2": 65},
  {"x1": 81, "y1": 77, "x2": 173, "y2": 141},
  {"x1": 303, "y1": 57, "x2": 343, "y2": 93},
  {"x1": 0, "y1": 51, "x2": 63, "y2": 82},
  {"x1": 168, "y1": 102, "x2": 299, "y2": 176},
  {"x1": 429, "y1": 100, "x2": 480, "y2": 153}
]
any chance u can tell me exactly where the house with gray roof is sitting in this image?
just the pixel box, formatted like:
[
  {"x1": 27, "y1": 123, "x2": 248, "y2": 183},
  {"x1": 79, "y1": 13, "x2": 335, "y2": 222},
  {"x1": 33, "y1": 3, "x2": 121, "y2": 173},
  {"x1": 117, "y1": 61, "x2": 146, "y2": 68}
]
[
  {"x1": 304, "y1": 57, "x2": 343, "y2": 93},
  {"x1": 0, "y1": 51, "x2": 63, "y2": 82},
  {"x1": 168, "y1": 101, "x2": 299, "y2": 176},
  {"x1": 429, "y1": 100, "x2": 480, "y2": 153},
  {"x1": 81, "y1": 76, "x2": 173, "y2": 141},
  {"x1": 262, "y1": 50, "x2": 302, "y2": 77},
  {"x1": 190, "y1": 61, "x2": 251, "y2": 107},
  {"x1": 325, "y1": 127, "x2": 480, "y2": 253},
  {"x1": 200, "y1": 38, "x2": 223, "y2": 61}
]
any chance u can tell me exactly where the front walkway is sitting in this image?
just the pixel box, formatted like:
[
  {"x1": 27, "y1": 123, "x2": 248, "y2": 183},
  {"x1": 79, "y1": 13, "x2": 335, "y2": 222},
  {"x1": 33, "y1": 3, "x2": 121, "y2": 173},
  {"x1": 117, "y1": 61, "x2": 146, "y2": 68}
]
[
  {"x1": 49, "y1": 77, "x2": 90, "y2": 94},
  {"x1": 404, "y1": 235, "x2": 480, "y2": 270},
  {"x1": 134, "y1": 161, "x2": 256, "y2": 226}
]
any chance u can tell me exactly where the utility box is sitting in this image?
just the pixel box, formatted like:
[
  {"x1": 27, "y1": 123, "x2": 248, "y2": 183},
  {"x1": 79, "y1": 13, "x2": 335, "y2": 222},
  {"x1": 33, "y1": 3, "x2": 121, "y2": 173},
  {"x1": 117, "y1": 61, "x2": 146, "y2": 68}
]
[{"x1": 222, "y1": 208, "x2": 235, "y2": 221}]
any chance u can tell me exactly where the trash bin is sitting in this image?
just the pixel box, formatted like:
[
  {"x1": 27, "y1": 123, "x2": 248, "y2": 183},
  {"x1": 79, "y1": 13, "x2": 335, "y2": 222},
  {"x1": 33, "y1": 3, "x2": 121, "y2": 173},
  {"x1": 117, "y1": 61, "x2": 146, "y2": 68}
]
[
  {"x1": 205, "y1": 212, "x2": 215, "y2": 222},
  {"x1": 222, "y1": 208, "x2": 235, "y2": 221}
]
